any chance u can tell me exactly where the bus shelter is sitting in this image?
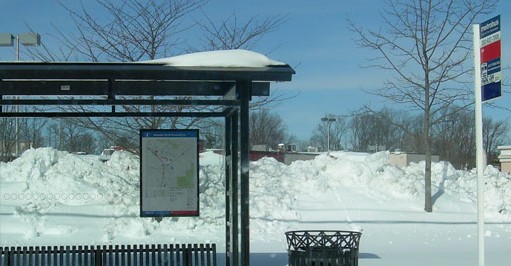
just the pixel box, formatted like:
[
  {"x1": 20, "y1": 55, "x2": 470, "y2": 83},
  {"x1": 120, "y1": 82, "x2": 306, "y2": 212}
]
[{"x1": 0, "y1": 50, "x2": 295, "y2": 266}]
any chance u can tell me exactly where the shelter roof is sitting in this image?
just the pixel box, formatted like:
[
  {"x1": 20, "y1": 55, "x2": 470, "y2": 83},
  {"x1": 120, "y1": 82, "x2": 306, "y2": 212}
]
[{"x1": 0, "y1": 49, "x2": 294, "y2": 97}]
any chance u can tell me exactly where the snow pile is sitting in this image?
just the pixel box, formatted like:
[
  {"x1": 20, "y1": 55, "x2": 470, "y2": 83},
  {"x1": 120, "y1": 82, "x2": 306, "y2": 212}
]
[
  {"x1": 1, "y1": 148, "x2": 511, "y2": 248},
  {"x1": 0, "y1": 149, "x2": 298, "y2": 245},
  {"x1": 293, "y1": 151, "x2": 511, "y2": 218}
]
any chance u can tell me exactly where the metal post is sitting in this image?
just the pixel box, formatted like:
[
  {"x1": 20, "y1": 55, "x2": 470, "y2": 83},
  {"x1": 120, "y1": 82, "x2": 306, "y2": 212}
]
[
  {"x1": 327, "y1": 122, "x2": 331, "y2": 151},
  {"x1": 15, "y1": 34, "x2": 20, "y2": 60},
  {"x1": 473, "y1": 23, "x2": 485, "y2": 266},
  {"x1": 225, "y1": 109, "x2": 239, "y2": 266},
  {"x1": 15, "y1": 34, "x2": 19, "y2": 157},
  {"x1": 238, "y1": 81, "x2": 251, "y2": 266},
  {"x1": 225, "y1": 113, "x2": 232, "y2": 266}
]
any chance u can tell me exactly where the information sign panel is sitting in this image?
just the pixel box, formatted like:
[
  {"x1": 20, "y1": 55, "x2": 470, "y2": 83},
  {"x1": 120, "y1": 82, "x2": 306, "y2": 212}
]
[
  {"x1": 480, "y1": 15, "x2": 501, "y2": 101},
  {"x1": 140, "y1": 129, "x2": 199, "y2": 217}
]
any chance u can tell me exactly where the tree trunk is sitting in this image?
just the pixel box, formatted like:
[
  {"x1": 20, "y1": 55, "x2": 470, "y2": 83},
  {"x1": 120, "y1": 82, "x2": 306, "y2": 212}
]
[
  {"x1": 424, "y1": 79, "x2": 433, "y2": 213},
  {"x1": 424, "y1": 143, "x2": 433, "y2": 212}
]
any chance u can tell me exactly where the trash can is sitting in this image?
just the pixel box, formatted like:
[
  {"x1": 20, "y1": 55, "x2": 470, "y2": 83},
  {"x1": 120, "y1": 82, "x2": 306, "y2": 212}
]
[{"x1": 285, "y1": 230, "x2": 362, "y2": 266}]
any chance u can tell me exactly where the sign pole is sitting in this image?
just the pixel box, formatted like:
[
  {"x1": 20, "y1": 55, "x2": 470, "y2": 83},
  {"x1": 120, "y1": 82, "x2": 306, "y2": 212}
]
[
  {"x1": 474, "y1": 15, "x2": 501, "y2": 266},
  {"x1": 473, "y1": 23, "x2": 485, "y2": 266}
]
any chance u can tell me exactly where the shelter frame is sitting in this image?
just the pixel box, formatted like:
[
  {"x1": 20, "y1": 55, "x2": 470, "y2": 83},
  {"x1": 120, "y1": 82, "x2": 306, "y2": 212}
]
[{"x1": 0, "y1": 61, "x2": 295, "y2": 266}]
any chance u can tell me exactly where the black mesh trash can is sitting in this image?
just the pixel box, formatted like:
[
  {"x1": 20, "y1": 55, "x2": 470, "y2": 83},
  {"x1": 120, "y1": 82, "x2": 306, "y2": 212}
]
[{"x1": 285, "y1": 230, "x2": 362, "y2": 266}]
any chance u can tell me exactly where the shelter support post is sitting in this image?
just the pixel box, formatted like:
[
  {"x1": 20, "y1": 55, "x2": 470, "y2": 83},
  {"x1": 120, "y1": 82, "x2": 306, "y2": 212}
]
[
  {"x1": 223, "y1": 80, "x2": 251, "y2": 266},
  {"x1": 108, "y1": 79, "x2": 115, "y2": 113},
  {"x1": 238, "y1": 80, "x2": 251, "y2": 266},
  {"x1": 225, "y1": 108, "x2": 239, "y2": 266}
]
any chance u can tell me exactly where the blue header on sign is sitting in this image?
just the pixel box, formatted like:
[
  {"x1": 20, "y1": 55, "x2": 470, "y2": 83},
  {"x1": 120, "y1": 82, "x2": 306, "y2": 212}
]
[{"x1": 480, "y1": 15, "x2": 500, "y2": 38}]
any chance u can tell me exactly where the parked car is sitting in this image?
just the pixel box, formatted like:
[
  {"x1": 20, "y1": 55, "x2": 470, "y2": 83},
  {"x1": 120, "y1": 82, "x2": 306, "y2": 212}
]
[{"x1": 99, "y1": 146, "x2": 124, "y2": 162}]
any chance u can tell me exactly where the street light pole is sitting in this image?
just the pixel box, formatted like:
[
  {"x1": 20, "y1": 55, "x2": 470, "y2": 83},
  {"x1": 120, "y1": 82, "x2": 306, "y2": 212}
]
[
  {"x1": 15, "y1": 35, "x2": 19, "y2": 157},
  {"x1": 16, "y1": 34, "x2": 21, "y2": 61},
  {"x1": 321, "y1": 116, "x2": 337, "y2": 152},
  {"x1": 0, "y1": 32, "x2": 41, "y2": 158},
  {"x1": 0, "y1": 32, "x2": 40, "y2": 58}
]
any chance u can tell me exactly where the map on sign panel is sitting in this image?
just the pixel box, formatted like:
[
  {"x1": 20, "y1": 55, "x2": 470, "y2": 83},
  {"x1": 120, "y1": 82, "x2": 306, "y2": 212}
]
[{"x1": 140, "y1": 129, "x2": 199, "y2": 217}]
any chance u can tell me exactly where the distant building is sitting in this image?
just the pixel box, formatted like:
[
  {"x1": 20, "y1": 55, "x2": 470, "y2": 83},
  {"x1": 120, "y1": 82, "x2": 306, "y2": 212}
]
[
  {"x1": 277, "y1": 143, "x2": 297, "y2": 153},
  {"x1": 249, "y1": 143, "x2": 318, "y2": 165},
  {"x1": 498, "y1": 146, "x2": 511, "y2": 174},
  {"x1": 252, "y1": 144, "x2": 268, "y2": 152},
  {"x1": 307, "y1": 146, "x2": 319, "y2": 153},
  {"x1": 249, "y1": 150, "x2": 319, "y2": 165}
]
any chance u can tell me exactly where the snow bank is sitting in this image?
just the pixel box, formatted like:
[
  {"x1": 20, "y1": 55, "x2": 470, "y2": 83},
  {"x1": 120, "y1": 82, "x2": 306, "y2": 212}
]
[{"x1": 1, "y1": 148, "x2": 511, "y2": 246}]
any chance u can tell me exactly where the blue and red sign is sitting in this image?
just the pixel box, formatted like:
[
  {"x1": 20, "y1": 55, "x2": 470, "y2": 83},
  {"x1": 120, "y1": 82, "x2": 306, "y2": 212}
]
[{"x1": 480, "y1": 15, "x2": 501, "y2": 101}]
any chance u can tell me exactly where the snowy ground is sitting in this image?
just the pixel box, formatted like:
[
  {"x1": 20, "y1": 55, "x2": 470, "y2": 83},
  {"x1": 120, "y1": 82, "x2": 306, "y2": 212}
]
[{"x1": 1, "y1": 148, "x2": 511, "y2": 265}]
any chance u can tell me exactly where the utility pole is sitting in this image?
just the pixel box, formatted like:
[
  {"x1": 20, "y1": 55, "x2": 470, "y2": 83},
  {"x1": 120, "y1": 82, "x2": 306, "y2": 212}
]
[{"x1": 0, "y1": 32, "x2": 41, "y2": 157}]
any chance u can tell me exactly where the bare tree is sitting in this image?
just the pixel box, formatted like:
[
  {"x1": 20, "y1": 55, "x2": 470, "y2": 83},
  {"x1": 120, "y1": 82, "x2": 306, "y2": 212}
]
[
  {"x1": 483, "y1": 117, "x2": 509, "y2": 165},
  {"x1": 349, "y1": 108, "x2": 409, "y2": 152},
  {"x1": 20, "y1": 118, "x2": 48, "y2": 150},
  {"x1": 27, "y1": 0, "x2": 291, "y2": 151},
  {"x1": 47, "y1": 123, "x2": 63, "y2": 150},
  {"x1": 200, "y1": 118, "x2": 224, "y2": 149},
  {"x1": 431, "y1": 108, "x2": 508, "y2": 169},
  {"x1": 58, "y1": 0, "x2": 206, "y2": 62},
  {"x1": 349, "y1": 0, "x2": 497, "y2": 212},
  {"x1": 432, "y1": 108, "x2": 476, "y2": 169},
  {"x1": 249, "y1": 109, "x2": 287, "y2": 150},
  {"x1": 46, "y1": 119, "x2": 97, "y2": 153},
  {"x1": 195, "y1": 11, "x2": 286, "y2": 51},
  {"x1": 28, "y1": 0, "x2": 207, "y2": 151},
  {"x1": 0, "y1": 106, "x2": 36, "y2": 160},
  {"x1": 194, "y1": 11, "x2": 294, "y2": 110},
  {"x1": 0, "y1": 108, "x2": 16, "y2": 161}
]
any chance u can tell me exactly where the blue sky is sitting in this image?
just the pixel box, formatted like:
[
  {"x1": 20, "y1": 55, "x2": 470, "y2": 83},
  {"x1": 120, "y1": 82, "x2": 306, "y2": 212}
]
[{"x1": 1, "y1": 0, "x2": 509, "y2": 141}]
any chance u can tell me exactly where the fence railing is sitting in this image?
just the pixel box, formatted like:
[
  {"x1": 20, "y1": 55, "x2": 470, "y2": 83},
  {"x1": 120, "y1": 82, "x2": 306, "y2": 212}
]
[{"x1": 0, "y1": 243, "x2": 216, "y2": 266}]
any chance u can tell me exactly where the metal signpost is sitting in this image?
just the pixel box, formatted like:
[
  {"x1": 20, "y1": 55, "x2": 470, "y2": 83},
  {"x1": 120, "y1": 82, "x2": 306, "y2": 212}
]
[{"x1": 473, "y1": 15, "x2": 501, "y2": 266}]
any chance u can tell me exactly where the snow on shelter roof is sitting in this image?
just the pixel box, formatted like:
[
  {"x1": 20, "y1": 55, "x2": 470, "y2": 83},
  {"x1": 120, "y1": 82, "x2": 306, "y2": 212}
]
[{"x1": 142, "y1": 49, "x2": 286, "y2": 67}]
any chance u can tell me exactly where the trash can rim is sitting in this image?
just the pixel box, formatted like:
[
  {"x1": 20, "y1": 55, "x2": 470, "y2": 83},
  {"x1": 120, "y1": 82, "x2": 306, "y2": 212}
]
[
  {"x1": 285, "y1": 230, "x2": 362, "y2": 250},
  {"x1": 285, "y1": 230, "x2": 362, "y2": 265},
  {"x1": 285, "y1": 230, "x2": 362, "y2": 234}
]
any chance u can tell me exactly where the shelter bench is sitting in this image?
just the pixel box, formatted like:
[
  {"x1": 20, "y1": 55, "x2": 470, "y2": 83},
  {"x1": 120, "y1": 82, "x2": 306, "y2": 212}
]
[{"x1": 0, "y1": 243, "x2": 216, "y2": 266}]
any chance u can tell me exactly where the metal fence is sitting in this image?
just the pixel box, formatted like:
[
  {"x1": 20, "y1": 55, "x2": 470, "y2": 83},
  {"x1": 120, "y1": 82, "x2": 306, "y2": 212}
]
[{"x1": 0, "y1": 243, "x2": 216, "y2": 266}]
